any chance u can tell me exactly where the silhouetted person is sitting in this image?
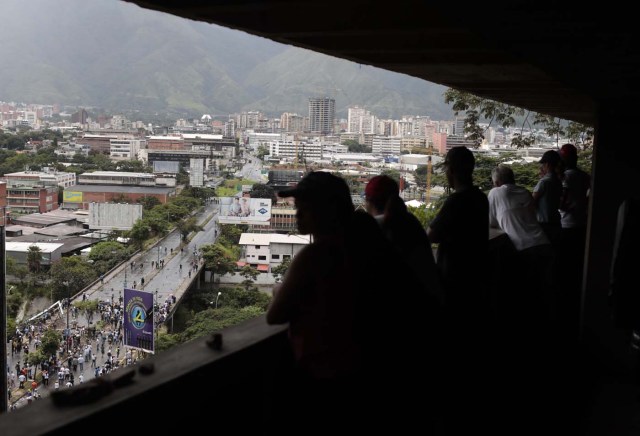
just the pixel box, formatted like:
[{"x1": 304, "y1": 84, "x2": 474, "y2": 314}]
[
  {"x1": 610, "y1": 196, "x2": 640, "y2": 371},
  {"x1": 557, "y1": 143, "x2": 591, "y2": 340},
  {"x1": 533, "y1": 150, "x2": 563, "y2": 247},
  {"x1": 365, "y1": 174, "x2": 443, "y2": 304},
  {"x1": 267, "y1": 171, "x2": 429, "y2": 434},
  {"x1": 427, "y1": 146, "x2": 489, "y2": 324},
  {"x1": 427, "y1": 146, "x2": 490, "y2": 433}
]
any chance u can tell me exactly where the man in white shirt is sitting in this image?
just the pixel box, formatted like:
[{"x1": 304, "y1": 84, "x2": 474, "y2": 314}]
[
  {"x1": 489, "y1": 165, "x2": 550, "y2": 251},
  {"x1": 488, "y1": 165, "x2": 556, "y2": 332}
]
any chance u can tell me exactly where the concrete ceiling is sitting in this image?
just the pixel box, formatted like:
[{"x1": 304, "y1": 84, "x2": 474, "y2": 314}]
[{"x1": 125, "y1": 1, "x2": 640, "y2": 127}]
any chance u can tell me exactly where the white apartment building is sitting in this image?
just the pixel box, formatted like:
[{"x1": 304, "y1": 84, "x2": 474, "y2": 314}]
[
  {"x1": 371, "y1": 136, "x2": 402, "y2": 154},
  {"x1": 238, "y1": 233, "x2": 311, "y2": 272},
  {"x1": 269, "y1": 140, "x2": 323, "y2": 162},
  {"x1": 347, "y1": 106, "x2": 376, "y2": 134},
  {"x1": 110, "y1": 139, "x2": 146, "y2": 160}
]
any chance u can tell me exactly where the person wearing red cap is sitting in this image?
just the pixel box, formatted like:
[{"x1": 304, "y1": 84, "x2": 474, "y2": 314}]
[{"x1": 364, "y1": 175, "x2": 443, "y2": 305}]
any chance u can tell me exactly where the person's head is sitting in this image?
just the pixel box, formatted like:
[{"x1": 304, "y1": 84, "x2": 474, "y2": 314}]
[
  {"x1": 559, "y1": 143, "x2": 578, "y2": 169},
  {"x1": 364, "y1": 175, "x2": 399, "y2": 215},
  {"x1": 278, "y1": 172, "x2": 354, "y2": 236},
  {"x1": 538, "y1": 150, "x2": 561, "y2": 176},
  {"x1": 444, "y1": 146, "x2": 475, "y2": 187},
  {"x1": 491, "y1": 164, "x2": 515, "y2": 187}
]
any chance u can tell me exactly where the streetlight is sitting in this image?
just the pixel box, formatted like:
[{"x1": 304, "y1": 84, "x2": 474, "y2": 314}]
[
  {"x1": 63, "y1": 281, "x2": 70, "y2": 353},
  {"x1": 215, "y1": 291, "x2": 222, "y2": 309}
]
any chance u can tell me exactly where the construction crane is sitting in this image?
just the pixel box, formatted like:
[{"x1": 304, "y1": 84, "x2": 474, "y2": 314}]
[{"x1": 426, "y1": 155, "x2": 432, "y2": 205}]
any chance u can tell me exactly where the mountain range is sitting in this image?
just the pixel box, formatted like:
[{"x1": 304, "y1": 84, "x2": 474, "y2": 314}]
[{"x1": 0, "y1": 0, "x2": 454, "y2": 122}]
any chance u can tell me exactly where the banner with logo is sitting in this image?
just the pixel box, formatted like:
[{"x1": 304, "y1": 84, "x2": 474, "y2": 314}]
[
  {"x1": 217, "y1": 197, "x2": 271, "y2": 224},
  {"x1": 123, "y1": 288, "x2": 154, "y2": 353}
]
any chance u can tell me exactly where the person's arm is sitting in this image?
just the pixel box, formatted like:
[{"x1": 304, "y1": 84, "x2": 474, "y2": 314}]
[
  {"x1": 266, "y1": 247, "x2": 313, "y2": 325},
  {"x1": 488, "y1": 190, "x2": 500, "y2": 229}
]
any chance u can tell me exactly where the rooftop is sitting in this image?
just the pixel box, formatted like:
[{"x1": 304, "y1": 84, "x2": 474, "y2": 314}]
[{"x1": 68, "y1": 185, "x2": 174, "y2": 194}]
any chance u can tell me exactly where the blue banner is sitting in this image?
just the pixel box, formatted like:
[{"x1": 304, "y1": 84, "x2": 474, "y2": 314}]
[{"x1": 123, "y1": 288, "x2": 154, "y2": 353}]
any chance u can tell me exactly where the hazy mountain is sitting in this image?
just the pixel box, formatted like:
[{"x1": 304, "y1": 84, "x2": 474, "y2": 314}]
[{"x1": 0, "y1": 0, "x2": 454, "y2": 121}]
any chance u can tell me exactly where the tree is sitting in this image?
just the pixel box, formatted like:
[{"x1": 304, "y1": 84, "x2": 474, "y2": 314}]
[
  {"x1": 239, "y1": 265, "x2": 259, "y2": 291},
  {"x1": 73, "y1": 300, "x2": 99, "y2": 324},
  {"x1": 89, "y1": 241, "x2": 129, "y2": 274},
  {"x1": 249, "y1": 183, "x2": 276, "y2": 203},
  {"x1": 26, "y1": 245, "x2": 43, "y2": 274},
  {"x1": 444, "y1": 88, "x2": 593, "y2": 149},
  {"x1": 218, "y1": 225, "x2": 245, "y2": 246},
  {"x1": 177, "y1": 217, "x2": 203, "y2": 242},
  {"x1": 271, "y1": 257, "x2": 291, "y2": 283},
  {"x1": 49, "y1": 257, "x2": 98, "y2": 300},
  {"x1": 341, "y1": 139, "x2": 371, "y2": 153},
  {"x1": 128, "y1": 220, "x2": 150, "y2": 249},
  {"x1": 138, "y1": 196, "x2": 161, "y2": 210},
  {"x1": 41, "y1": 329, "x2": 62, "y2": 358},
  {"x1": 25, "y1": 349, "x2": 46, "y2": 367},
  {"x1": 201, "y1": 243, "x2": 237, "y2": 282},
  {"x1": 256, "y1": 145, "x2": 269, "y2": 160}
]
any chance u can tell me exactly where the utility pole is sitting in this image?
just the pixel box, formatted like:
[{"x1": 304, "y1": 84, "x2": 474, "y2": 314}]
[
  {"x1": 426, "y1": 155, "x2": 432, "y2": 205},
  {"x1": 1, "y1": 207, "x2": 8, "y2": 413}
]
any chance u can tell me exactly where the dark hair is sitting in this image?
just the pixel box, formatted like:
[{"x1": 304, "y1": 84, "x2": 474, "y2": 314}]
[{"x1": 445, "y1": 146, "x2": 475, "y2": 177}]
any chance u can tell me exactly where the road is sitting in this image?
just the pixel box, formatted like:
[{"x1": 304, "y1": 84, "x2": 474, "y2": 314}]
[
  {"x1": 7, "y1": 201, "x2": 221, "y2": 410},
  {"x1": 7, "y1": 158, "x2": 265, "y2": 410}
]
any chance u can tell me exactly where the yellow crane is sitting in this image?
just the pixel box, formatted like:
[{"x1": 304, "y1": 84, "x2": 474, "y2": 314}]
[{"x1": 426, "y1": 155, "x2": 432, "y2": 205}]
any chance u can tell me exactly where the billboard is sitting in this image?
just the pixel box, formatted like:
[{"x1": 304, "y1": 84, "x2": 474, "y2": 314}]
[
  {"x1": 189, "y1": 158, "x2": 204, "y2": 187},
  {"x1": 123, "y1": 288, "x2": 154, "y2": 353},
  {"x1": 153, "y1": 160, "x2": 180, "y2": 174},
  {"x1": 63, "y1": 191, "x2": 83, "y2": 203},
  {"x1": 89, "y1": 203, "x2": 143, "y2": 230},
  {"x1": 217, "y1": 197, "x2": 272, "y2": 224}
]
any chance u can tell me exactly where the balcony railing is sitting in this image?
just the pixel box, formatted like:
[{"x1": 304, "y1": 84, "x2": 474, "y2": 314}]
[{"x1": 0, "y1": 316, "x2": 289, "y2": 435}]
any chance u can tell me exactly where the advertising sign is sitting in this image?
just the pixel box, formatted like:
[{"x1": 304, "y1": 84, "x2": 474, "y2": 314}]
[
  {"x1": 123, "y1": 288, "x2": 154, "y2": 353},
  {"x1": 63, "y1": 191, "x2": 83, "y2": 203},
  {"x1": 89, "y1": 203, "x2": 143, "y2": 231},
  {"x1": 217, "y1": 197, "x2": 271, "y2": 224}
]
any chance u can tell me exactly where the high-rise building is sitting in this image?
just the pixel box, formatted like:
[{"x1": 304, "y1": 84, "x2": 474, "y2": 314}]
[
  {"x1": 347, "y1": 106, "x2": 376, "y2": 134},
  {"x1": 308, "y1": 97, "x2": 335, "y2": 134}
]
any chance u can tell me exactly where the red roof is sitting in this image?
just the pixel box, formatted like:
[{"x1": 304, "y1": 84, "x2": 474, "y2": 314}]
[{"x1": 257, "y1": 264, "x2": 269, "y2": 272}]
